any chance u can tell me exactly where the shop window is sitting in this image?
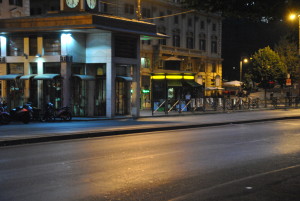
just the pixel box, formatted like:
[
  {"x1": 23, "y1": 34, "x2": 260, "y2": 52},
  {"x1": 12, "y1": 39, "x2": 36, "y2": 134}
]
[
  {"x1": 199, "y1": 63, "x2": 205, "y2": 72},
  {"x1": 43, "y1": 34, "x2": 61, "y2": 56},
  {"x1": 29, "y1": 37, "x2": 37, "y2": 56},
  {"x1": 212, "y1": 63, "x2": 217, "y2": 73},
  {"x1": 7, "y1": 63, "x2": 24, "y2": 74},
  {"x1": 114, "y1": 34, "x2": 138, "y2": 58},
  {"x1": 141, "y1": 57, "x2": 150, "y2": 68},
  {"x1": 43, "y1": 62, "x2": 61, "y2": 73},
  {"x1": 8, "y1": 36, "x2": 24, "y2": 56}
]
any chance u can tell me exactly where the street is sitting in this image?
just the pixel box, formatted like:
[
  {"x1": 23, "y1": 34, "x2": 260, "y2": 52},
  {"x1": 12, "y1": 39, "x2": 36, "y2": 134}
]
[{"x1": 1, "y1": 119, "x2": 300, "y2": 201}]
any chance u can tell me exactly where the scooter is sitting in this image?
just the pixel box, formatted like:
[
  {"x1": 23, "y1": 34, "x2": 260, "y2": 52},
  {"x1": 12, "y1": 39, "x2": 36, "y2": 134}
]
[
  {"x1": 10, "y1": 104, "x2": 32, "y2": 124},
  {"x1": 0, "y1": 102, "x2": 11, "y2": 125},
  {"x1": 41, "y1": 102, "x2": 72, "y2": 122}
]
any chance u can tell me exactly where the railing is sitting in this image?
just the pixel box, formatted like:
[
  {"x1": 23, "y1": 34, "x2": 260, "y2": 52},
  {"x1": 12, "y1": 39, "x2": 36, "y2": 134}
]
[{"x1": 151, "y1": 96, "x2": 300, "y2": 115}]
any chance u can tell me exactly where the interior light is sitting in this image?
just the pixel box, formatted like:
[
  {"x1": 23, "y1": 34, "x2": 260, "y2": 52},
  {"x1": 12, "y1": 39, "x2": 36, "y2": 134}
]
[
  {"x1": 151, "y1": 75, "x2": 166, "y2": 79},
  {"x1": 166, "y1": 75, "x2": 183, "y2": 79},
  {"x1": 183, "y1": 76, "x2": 194, "y2": 80}
]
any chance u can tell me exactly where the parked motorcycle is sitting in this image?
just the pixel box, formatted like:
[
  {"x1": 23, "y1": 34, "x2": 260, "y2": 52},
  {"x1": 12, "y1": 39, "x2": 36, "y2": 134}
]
[
  {"x1": 41, "y1": 102, "x2": 72, "y2": 122},
  {"x1": 0, "y1": 102, "x2": 11, "y2": 125},
  {"x1": 24, "y1": 102, "x2": 41, "y2": 121},
  {"x1": 10, "y1": 104, "x2": 33, "y2": 124}
]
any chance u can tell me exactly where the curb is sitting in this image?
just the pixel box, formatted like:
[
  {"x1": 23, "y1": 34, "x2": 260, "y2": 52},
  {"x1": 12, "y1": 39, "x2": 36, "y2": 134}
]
[{"x1": 1, "y1": 115, "x2": 300, "y2": 147}]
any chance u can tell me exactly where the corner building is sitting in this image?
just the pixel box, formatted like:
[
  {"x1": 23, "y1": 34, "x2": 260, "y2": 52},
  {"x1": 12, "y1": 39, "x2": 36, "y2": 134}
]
[{"x1": 0, "y1": 13, "x2": 163, "y2": 118}]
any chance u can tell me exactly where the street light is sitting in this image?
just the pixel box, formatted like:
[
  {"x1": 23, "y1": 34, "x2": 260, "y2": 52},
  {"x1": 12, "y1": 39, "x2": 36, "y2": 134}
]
[
  {"x1": 239, "y1": 57, "x2": 249, "y2": 81},
  {"x1": 289, "y1": 13, "x2": 300, "y2": 95},
  {"x1": 289, "y1": 13, "x2": 300, "y2": 55}
]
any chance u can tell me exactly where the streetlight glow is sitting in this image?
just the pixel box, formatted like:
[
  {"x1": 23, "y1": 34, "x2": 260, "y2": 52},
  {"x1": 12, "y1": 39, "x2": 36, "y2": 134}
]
[
  {"x1": 289, "y1": 14, "x2": 297, "y2": 20},
  {"x1": 243, "y1": 58, "x2": 249, "y2": 63}
]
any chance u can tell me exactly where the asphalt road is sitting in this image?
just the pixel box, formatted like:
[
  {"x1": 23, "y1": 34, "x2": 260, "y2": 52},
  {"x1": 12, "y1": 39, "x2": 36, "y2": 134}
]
[{"x1": 1, "y1": 119, "x2": 300, "y2": 201}]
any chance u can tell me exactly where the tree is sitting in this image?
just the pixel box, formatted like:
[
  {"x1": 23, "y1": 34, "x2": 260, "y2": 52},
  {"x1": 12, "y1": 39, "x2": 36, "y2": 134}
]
[
  {"x1": 183, "y1": 0, "x2": 300, "y2": 22},
  {"x1": 275, "y1": 35, "x2": 300, "y2": 82},
  {"x1": 251, "y1": 46, "x2": 286, "y2": 86}
]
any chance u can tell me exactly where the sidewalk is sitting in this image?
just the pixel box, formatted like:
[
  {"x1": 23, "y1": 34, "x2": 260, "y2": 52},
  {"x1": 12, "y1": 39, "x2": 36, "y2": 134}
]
[{"x1": 1, "y1": 109, "x2": 300, "y2": 147}]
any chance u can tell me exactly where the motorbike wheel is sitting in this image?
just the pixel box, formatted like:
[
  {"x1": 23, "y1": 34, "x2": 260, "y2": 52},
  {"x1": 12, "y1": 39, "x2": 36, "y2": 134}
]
[
  {"x1": 40, "y1": 114, "x2": 53, "y2": 122},
  {"x1": 0, "y1": 113, "x2": 11, "y2": 124},
  {"x1": 22, "y1": 112, "x2": 30, "y2": 124},
  {"x1": 62, "y1": 112, "x2": 72, "y2": 121}
]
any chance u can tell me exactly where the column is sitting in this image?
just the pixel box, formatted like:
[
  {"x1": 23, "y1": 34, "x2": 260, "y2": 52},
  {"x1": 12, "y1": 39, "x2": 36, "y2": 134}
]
[
  {"x1": 106, "y1": 61, "x2": 115, "y2": 118},
  {"x1": 23, "y1": 37, "x2": 30, "y2": 102}
]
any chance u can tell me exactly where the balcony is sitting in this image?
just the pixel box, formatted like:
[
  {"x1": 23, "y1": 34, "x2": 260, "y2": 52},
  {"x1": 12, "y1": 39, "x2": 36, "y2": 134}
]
[{"x1": 154, "y1": 45, "x2": 203, "y2": 57}]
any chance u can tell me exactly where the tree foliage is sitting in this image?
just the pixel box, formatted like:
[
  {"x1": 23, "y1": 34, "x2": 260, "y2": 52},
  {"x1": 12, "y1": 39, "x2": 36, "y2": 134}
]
[
  {"x1": 183, "y1": 0, "x2": 300, "y2": 22},
  {"x1": 251, "y1": 46, "x2": 286, "y2": 85},
  {"x1": 274, "y1": 35, "x2": 300, "y2": 81}
]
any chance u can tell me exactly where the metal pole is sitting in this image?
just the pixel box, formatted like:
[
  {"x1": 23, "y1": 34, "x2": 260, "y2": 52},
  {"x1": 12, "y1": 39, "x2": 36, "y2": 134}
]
[
  {"x1": 136, "y1": 0, "x2": 142, "y2": 20},
  {"x1": 239, "y1": 60, "x2": 242, "y2": 81}
]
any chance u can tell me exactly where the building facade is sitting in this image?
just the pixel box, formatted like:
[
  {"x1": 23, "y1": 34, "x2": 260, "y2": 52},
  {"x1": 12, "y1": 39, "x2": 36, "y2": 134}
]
[
  {"x1": 0, "y1": 0, "x2": 30, "y2": 19},
  {"x1": 0, "y1": 7, "x2": 163, "y2": 118},
  {"x1": 0, "y1": 0, "x2": 222, "y2": 117},
  {"x1": 94, "y1": 0, "x2": 223, "y2": 109}
]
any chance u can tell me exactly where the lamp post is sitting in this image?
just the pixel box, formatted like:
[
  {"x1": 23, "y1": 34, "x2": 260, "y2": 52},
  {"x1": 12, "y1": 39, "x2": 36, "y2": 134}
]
[
  {"x1": 239, "y1": 57, "x2": 248, "y2": 81},
  {"x1": 289, "y1": 13, "x2": 300, "y2": 95}
]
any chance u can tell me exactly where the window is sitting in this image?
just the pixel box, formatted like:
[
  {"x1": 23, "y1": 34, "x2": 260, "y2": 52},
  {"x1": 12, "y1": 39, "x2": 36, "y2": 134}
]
[
  {"x1": 186, "y1": 37, "x2": 194, "y2": 49},
  {"x1": 200, "y1": 21, "x2": 205, "y2": 29},
  {"x1": 43, "y1": 34, "x2": 61, "y2": 56},
  {"x1": 212, "y1": 63, "x2": 217, "y2": 72},
  {"x1": 100, "y1": 2, "x2": 108, "y2": 13},
  {"x1": 142, "y1": 8, "x2": 151, "y2": 18},
  {"x1": 29, "y1": 37, "x2": 37, "y2": 56},
  {"x1": 141, "y1": 57, "x2": 151, "y2": 68},
  {"x1": 159, "y1": 11, "x2": 165, "y2": 21},
  {"x1": 199, "y1": 63, "x2": 206, "y2": 72},
  {"x1": 211, "y1": 41, "x2": 217, "y2": 53},
  {"x1": 188, "y1": 18, "x2": 192, "y2": 27},
  {"x1": 212, "y1": 23, "x2": 217, "y2": 31},
  {"x1": 114, "y1": 34, "x2": 138, "y2": 58},
  {"x1": 174, "y1": 16, "x2": 179, "y2": 24},
  {"x1": 173, "y1": 35, "x2": 180, "y2": 47},
  {"x1": 125, "y1": 4, "x2": 134, "y2": 15},
  {"x1": 9, "y1": 0, "x2": 22, "y2": 6},
  {"x1": 8, "y1": 36, "x2": 24, "y2": 56},
  {"x1": 199, "y1": 39, "x2": 206, "y2": 51}
]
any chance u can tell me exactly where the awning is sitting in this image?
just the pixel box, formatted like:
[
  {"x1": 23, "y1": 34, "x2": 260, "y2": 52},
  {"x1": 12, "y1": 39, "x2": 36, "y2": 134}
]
[
  {"x1": 20, "y1": 74, "x2": 37, "y2": 80},
  {"x1": 0, "y1": 74, "x2": 22, "y2": 80},
  {"x1": 117, "y1": 76, "x2": 133, "y2": 81},
  {"x1": 168, "y1": 80, "x2": 182, "y2": 87},
  {"x1": 73, "y1": 74, "x2": 96, "y2": 81},
  {"x1": 163, "y1": 56, "x2": 183, "y2": 61},
  {"x1": 185, "y1": 80, "x2": 202, "y2": 87},
  {"x1": 33, "y1": 74, "x2": 60, "y2": 80},
  {"x1": 205, "y1": 87, "x2": 224, "y2": 91}
]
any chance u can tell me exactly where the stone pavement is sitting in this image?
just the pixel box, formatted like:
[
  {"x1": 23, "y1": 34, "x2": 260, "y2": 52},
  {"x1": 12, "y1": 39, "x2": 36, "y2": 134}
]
[{"x1": 1, "y1": 108, "x2": 300, "y2": 147}]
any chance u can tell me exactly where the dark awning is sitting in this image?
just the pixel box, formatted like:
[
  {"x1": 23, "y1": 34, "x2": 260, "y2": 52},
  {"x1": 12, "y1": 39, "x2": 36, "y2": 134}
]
[
  {"x1": 33, "y1": 74, "x2": 60, "y2": 80},
  {"x1": 0, "y1": 74, "x2": 22, "y2": 80},
  {"x1": 73, "y1": 74, "x2": 95, "y2": 81},
  {"x1": 20, "y1": 74, "x2": 37, "y2": 80},
  {"x1": 168, "y1": 80, "x2": 182, "y2": 87},
  {"x1": 117, "y1": 76, "x2": 133, "y2": 81},
  {"x1": 185, "y1": 80, "x2": 202, "y2": 87}
]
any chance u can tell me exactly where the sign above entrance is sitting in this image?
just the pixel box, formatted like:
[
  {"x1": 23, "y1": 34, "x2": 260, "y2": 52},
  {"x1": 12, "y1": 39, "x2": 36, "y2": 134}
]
[{"x1": 151, "y1": 74, "x2": 195, "y2": 80}]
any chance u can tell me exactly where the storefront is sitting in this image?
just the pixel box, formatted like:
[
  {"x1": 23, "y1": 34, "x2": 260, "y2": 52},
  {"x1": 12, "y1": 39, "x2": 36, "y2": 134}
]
[
  {"x1": 0, "y1": 13, "x2": 164, "y2": 118},
  {"x1": 151, "y1": 73, "x2": 203, "y2": 112}
]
